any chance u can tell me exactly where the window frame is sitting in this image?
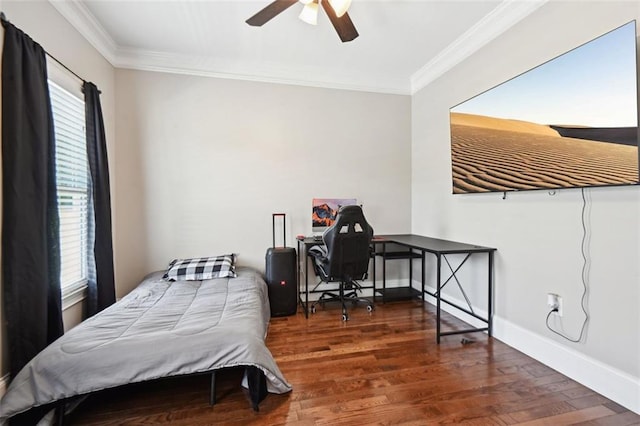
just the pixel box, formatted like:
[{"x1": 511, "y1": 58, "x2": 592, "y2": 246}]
[{"x1": 47, "y1": 64, "x2": 90, "y2": 308}]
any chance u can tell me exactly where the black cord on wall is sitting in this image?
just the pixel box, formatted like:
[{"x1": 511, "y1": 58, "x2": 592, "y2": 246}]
[{"x1": 545, "y1": 187, "x2": 590, "y2": 343}]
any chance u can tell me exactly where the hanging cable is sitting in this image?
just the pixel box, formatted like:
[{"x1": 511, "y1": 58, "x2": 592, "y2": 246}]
[{"x1": 545, "y1": 187, "x2": 590, "y2": 342}]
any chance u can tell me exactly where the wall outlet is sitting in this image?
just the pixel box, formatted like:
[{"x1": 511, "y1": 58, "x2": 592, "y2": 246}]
[{"x1": 547, "y1": 293, "x2": 563, "y2": 316}]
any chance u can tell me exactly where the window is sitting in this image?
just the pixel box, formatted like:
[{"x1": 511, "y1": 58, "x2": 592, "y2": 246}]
[{"x1": 49, "y1": 80, "x2": 89, "y2": 296}]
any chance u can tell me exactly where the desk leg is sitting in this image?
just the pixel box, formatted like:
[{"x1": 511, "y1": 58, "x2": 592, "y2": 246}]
[
  {"x1": 382, "y1": 242, "x2": 387, "y2": 303},
  {"x1": 421, "y1": 251, "x2": 425, "y2": 302},
  {"x1": 297, "y1": 240, "x2": 303, "y2": 318},
  {"x1": 372, "y1": 246, "x2": 376, "y2": 303},
  {"x1": 297, "y1": 240, "x2": 304, "y2": 318},
  {"x1": 488, "y1": 251, "x2": 494, "y2": 337},
  {"x1": 304, "y1": 242, "x2": 309, "y2": 318},
  {"x1": 436, "y1": 254, "x2": 442, "y2": 344},
  {"x1": 409, "y1": 248, "x2": 413, "y2": 292},
  {"x1": 298, "y1": 240, "x2": 309, "y2": 318}
]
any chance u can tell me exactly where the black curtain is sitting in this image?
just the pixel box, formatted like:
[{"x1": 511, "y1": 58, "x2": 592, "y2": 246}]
[
  {"x1": 1, "y1": 19, "x2": 63, "y2": 378},
  {"x1": 84, "y1": 82, "x2": 115, "y2": 316}
]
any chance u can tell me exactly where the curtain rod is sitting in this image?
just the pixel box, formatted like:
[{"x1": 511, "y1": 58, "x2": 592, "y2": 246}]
[{"x1": 1, "y1": 11, "x2": 91, "y2": 88}]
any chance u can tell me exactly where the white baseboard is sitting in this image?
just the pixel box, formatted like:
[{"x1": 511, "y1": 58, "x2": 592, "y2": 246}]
[
  {"x1": 415, "y1": 279, "x2": 639, "y2": 414},
  {"x1": 492, "y1": 316, "x2": 640, "y2": 415},
  {"x1": 311, "y1": 273, "x2": 640, "y2": 413}
]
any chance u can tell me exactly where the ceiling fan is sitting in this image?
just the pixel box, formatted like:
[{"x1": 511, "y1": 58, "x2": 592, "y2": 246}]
[{"x1": 246, "y1": 0, "x2": 359, "y2": 43}]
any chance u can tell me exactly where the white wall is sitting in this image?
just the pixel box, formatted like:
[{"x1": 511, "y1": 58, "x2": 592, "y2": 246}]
[
  {"x1": 114, "y1": 69, "x2": 411, "y2": 296},
  {"x1": 412, "y1": 0, "x2": 639, "y2": 412},
  {"x1": 0, "y1": 1, "x2": 116, "y2": 380},
  {"x1": 1, "y1": 0, "x2": 636, "y2": 414}
]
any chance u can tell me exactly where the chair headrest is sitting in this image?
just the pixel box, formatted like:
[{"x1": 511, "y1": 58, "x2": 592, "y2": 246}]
[
  {"x1": 320, "y1": 204, "x2": 373, "y2": 280},
  {"x1": 323, "y1": 205, "x2": 373, "y2": 240}
]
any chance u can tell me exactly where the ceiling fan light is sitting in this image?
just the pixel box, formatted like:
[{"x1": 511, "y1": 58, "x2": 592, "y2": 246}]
[
  {"x1": 298, "y1": 2, "x2": 318, "y2": 25},
  {"x1": 299, "y1": 0, "x2": 313, "y2": 4},
  {"x1": 328, "y1": 0, "x2": 352, "y2": 17}
]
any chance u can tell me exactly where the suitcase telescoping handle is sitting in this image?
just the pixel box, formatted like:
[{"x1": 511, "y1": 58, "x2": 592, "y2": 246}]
[{"x1": 272, "y1": 213, "x2": 286, "y2": 248}]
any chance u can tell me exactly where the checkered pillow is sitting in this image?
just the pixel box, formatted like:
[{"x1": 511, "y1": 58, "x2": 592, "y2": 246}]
[{"x1": 163, "y1": 254, "x2": 237, "y2": 281}]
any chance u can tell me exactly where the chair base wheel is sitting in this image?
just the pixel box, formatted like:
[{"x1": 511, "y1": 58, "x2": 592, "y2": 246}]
[
  {"x1": 342, "y1": 314, "x2": 348, "y2": 321},
  {"x1": 367, "y1": 305, "x2": 373, "y2": 312}
]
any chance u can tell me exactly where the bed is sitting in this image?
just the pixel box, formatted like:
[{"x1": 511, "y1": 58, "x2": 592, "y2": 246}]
[{"x1": 0, "y1": 266, "x2": 292, "y2": 422}]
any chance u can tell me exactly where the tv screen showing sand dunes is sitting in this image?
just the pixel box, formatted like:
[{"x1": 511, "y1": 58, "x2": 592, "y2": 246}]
[{"x1": 450, "y1": 21, "x2": 639, "y2": 194}]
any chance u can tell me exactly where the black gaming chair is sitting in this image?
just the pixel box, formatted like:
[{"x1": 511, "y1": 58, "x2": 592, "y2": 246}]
[{"x1": 308, "y1": 205, "x2": 374, "y2": 321}]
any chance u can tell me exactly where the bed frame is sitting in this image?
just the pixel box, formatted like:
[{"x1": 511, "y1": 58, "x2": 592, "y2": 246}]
[
  {"x1": 48, "y1": 366, "x2": 268, "y2": 425},
  {"x1": 2, "y1": 268, "x2": 288, "y2": 425}
]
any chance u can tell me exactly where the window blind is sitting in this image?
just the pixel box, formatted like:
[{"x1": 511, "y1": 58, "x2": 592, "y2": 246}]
[{"x1": 49, "y1": 81, "x2": 89, "y2": 293}]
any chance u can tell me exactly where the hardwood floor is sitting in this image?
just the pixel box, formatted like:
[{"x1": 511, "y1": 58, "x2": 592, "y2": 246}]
[{"x1": 69, "y1": 300, "x2": 639, "y2": 425}]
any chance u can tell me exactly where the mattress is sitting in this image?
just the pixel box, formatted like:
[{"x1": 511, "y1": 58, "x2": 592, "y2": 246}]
[{"x1": 0, "y1": 266, "x2": 291, "y2": 420}]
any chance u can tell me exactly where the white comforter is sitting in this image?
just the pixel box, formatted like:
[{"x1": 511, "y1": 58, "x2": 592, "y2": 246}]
[{"x1": 0, "y1": 267, "x2": 291, "y2": 420}]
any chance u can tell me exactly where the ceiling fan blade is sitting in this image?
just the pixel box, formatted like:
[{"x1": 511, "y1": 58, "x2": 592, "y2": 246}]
[
  {"x1": 246, "y1": 0, "x2": 298, "y2": 27},
  {"x1": 321, "y1": 1, "x2": 358, "y2": 42}
]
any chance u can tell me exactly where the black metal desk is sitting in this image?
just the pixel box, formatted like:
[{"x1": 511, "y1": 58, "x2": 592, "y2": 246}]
[
  {"x1": 297, "y1": 234, "x2": 496, "y2": 343},
  {"x1": 374, "y1": 234, "x2": 496, "y2": 343},
  {"x1": 296, "y1": 236, "x2": 322, "y2": 317}
]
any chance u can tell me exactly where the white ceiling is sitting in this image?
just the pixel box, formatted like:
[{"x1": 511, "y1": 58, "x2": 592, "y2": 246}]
[{"x1": 51, "y1": 0, "x2": 547, "y2": 94}]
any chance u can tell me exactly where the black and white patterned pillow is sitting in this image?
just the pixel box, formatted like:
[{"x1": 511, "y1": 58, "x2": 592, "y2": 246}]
[{"x1": 163, "y1": 254, "x2": 237, "y2": 281}]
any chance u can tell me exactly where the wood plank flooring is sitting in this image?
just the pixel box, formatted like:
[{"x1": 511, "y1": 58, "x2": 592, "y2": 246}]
[{"x1": 69, "y1": 300, "x2": 639, "y2": 425}]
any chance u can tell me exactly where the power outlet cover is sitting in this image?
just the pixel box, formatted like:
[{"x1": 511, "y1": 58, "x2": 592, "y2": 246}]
[{"x1": 547, "y1": 293, "x2": 563, "y2": 316}]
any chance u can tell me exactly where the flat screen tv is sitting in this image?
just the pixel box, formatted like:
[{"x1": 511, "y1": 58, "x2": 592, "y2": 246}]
[{"x1": 449, "y1": 21, "x2": 639, "y2": 194}]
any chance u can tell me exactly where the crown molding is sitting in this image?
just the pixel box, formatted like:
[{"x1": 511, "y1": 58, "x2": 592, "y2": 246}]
[
  {"x1": 50, "y1": 0, "x2": 546, "y2": 95},
  {"x1": 48, "y1": 0, "x2": 409, "y2": 94},
  {"x1": 410, "y1": 0, "x2": 548, "y2": 95},
  {"x1": 115, "y1": 47, "x2": 412, "y2": 95},
  {"x1": 49, "y1": 0, "x2": 118, "y2": 65}
]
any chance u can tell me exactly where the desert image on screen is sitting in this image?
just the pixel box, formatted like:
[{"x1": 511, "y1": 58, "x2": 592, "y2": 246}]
[{"x1": 449, "y1": 21, "x2": 639, "y2": 194}]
